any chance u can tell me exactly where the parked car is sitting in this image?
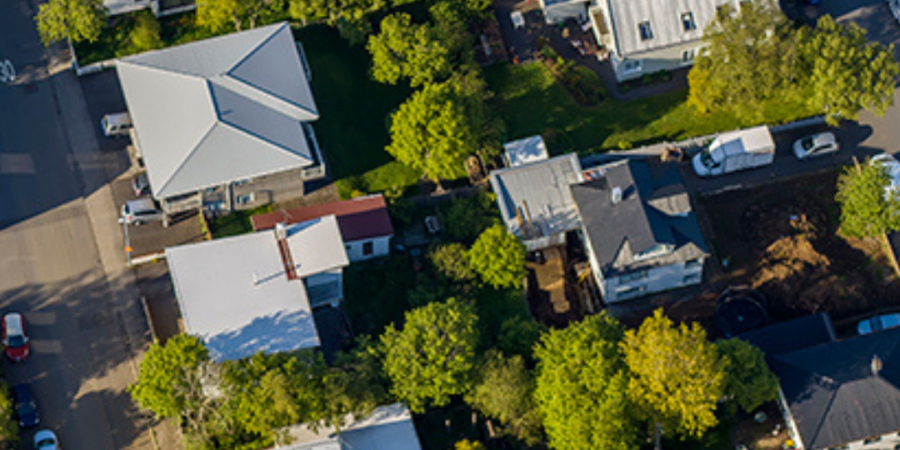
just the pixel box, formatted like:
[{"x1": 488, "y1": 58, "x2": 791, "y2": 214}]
[
  {"x1": 3, "y1": 312, "x2": 30, "y2": 362},
  {"x1": 33, "y1": 429, "x2": 58, "y2": 450},
  {"x1": 100, "y1": 112, "x2": 132, "y2": 137},
  {"x1": 132, "y1": 173, "x2": 150, "y2": 197},
  {"x1": 691, "y1": 126, "x2": 775, "y2": 177},
  {"x1": 857, "y1": 313, "x2": 900, "y2": 335},
  {"x1": 792, "y1": 132, "x2": 839, "y2": 159},
  {"x1": 121, "y1": 198, "x2": 164, "y2": 226},
  {"x1": 13, "y1": 383, "x2": 39, "y2": 428}
]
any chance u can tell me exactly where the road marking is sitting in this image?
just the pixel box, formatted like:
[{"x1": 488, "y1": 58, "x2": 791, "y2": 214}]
[
  {"x1": 0, "y1": 153, "x2": 35, "y2": 174},
  {"x1": 0, "y1": 60, "x2": 15, "y2": 83}
]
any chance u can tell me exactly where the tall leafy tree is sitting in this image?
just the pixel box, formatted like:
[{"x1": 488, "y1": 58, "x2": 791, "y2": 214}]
[
  {"x1": 120, "y1": 11, "x2": 163, "y2": 57},
  {"x1": 0, "y1": 382, "x2": 17, "y2": 444},
  {"x1": 802, "y1": 15, "x2": 898, "y2": 125},
  {"x1": 430, "y1": 243, "x2": 475, "y2": 282},
  {"x1": 469, "y1": 224, "x2": 526, "y2": 289},
  {"x1": 129, "y1": 334, "x2": 210, "y2": 419},
  {"x1": 35, "y1": 0, "x2": 106, "y2": 46},
  {"x1": 836, "y1": 160, "x2": 900, "y2": 239},
  {"x1": 196, "y1": 0, "x2": 285, "y2": 32},
  {"x1": 386, "y1": 80, "x2": 477, "y2": 183},
  {"x1": 622, "y1": 309, "x2": 726, "y2": 440},
  {"x1": 534, "y1": 313, "x2": 640, "y2": 450},
  {"x1": 466, "y1": 351, "x2": 542, "y2": 445},
  {"x1": 367, "y1": 13, "x2": 451, "y2": 87},
  {"x1": 380, "y1": 298, "x2": 479, "y2": 412},
  {"x1": 717, "y1": 338, "x2": 779, "y2": 413},
  {"x1": 497, "y1": 316, "x2": 546, "y2": 362}
]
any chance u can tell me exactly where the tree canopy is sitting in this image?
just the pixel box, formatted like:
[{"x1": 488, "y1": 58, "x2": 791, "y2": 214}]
[
  {"x1": 196, "y1": 0, "x2": 285, "y2": 32},
  {"x1": 430, "y1": 243, "x2": 475, "y2": 282},
  {"x1": 36, "y1": 0, "x2": 106, "y2": 46},
  {"x1": 381, "y1": 298, "x2": 479, "y2": 412},
  {"x1": 367, "y1": 13, "x2": 451, "y2": 87},
  {"x1": 0, "y1": 383, "x2": 17, "y2": 444},
  {"x1": 469, "y1": 224, "x2": 526, "y2": 289},
  {"x1": 466, "y1": 351, "x2": 542, "y2": 444},
  {"x1": 120, "y1": 11, "x2": 163, "y2": 57},
  {"x1": 534, "y1": 313, "x2": 640, "y2": 450},
  {"x1": 836, "y1": 160, "x2": 900, "y2": 239},
  {"x1": 717, "y1": 338, "x2": 779, "y2": 413},
  {"x1": 621, "y1": 309, "x2": 726, "y2": 438},
  {"x1": 129, "y1": 334, "x2": 210, "y2": 419}
]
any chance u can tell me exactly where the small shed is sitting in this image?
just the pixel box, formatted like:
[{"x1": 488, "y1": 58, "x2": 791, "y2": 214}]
[{"x1": 504, "y1": 135, "x2": 549, "y2": 168}]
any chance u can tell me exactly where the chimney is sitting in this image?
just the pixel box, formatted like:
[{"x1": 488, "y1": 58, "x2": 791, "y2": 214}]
[
  {"x1": 872, "y1": 355, "x2": 883, "y2": 376},
  {"x1": 611, "y1": 186, "x2": 623, "y2": 205},
  {"x1": 275, "y1": 223, "x2": 298, "y2": 281}
]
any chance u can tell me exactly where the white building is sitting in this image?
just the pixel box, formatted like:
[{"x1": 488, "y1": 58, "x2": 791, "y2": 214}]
[
  {"x1": 165, "y1": 215, "x2": 349, "y2": 362},
  {"x1": 571, "y1": 160, "x2": 708, "y2": 303},
  {"x1": 276, "y1": 403, "x2": 423, "y2": 450}
]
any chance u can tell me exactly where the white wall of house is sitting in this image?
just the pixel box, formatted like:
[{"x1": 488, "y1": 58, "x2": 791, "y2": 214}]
[
  {"x1": 601, "y1": 258, "x2": 703, "y2": 303},
  {"x1": 344, "y1": 235, "x2": 391, "y2": 262},
  {"x1": 609, "y1": 41, "x2": 704, "y2": 82},
  {"x1": 543, "y1": 1, "x2": 589, "y2": 24}
]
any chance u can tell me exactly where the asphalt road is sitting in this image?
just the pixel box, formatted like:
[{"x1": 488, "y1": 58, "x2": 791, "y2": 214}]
[{"x1": 0, "y1": 0, "x2": 150, "y2": 449}]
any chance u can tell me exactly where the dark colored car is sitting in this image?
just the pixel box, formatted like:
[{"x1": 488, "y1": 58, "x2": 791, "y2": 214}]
[
  {"x1": 132, "y1": 172, "x2": 150, "y2": 197},
  {"x1": 13, "y1": 383, "x2": 39, "y2": 428}
]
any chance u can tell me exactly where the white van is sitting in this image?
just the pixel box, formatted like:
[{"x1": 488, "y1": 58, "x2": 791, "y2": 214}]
[
  {"x1": 101, "y1": 113, "x2": 133, "y2": 137},
  {"x1": 692, "y1": 126, "x2": 775, "y2": 177}
]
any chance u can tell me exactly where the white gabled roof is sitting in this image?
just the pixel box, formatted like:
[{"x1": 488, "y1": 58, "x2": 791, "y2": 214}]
[
  {"x1": 117, "y1": 22, "x2": 319, "y2": 199},
  {"x1": 165, "y1": 215, "x2": 348, "y2": 362},
  {"x1": 281, "y1": 403, "x2": 423, "y2": 450}
]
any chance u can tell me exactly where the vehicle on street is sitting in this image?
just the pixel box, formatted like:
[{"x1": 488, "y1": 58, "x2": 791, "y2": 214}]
[
  {"x1": 132, "y1": 172, "x2": 150, "y2": 197},
  {"x1": 121, "y1": 198, "x2": 164, "y2": 226},
  {"x1": 100, "y1": 112, "x2": 133, "y2": 137},
  {"x1": 792, "y1": 132, "x2": 839, "y2": 160},
  {"x1": 692, "y1": 126, "x2": 775, "y2": 177},
  {"x1": 13, "y1": 383, "x2": 39, "y2": 428},
  {"x1": 3, "y1": 312, "x2": 30, "y2": 362},
  {"x1": 857, "y1": 313, "x2": 900, "y2": 335},
  {"x1": 33, "y1": 429, "x2": 58, "y2": 450}
]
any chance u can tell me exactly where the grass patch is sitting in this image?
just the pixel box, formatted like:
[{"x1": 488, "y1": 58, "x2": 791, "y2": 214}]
[
  {"x1": 208, "y1": 204, "x2": 273, "y2": 239},
  {"x1": 485, "y1": 62, "x2": 813, "y2": 155},
  {"x1": 295, "y1": 25, "x2": 420, "y2": 198}
]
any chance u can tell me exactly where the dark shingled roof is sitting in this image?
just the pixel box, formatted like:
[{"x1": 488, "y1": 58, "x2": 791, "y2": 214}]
[
  {"x1": 251, "y1": 194, "x2": 393, "y2": 242},
  {"x1": 740, "y1": 314, "x2": 900, "y2": 450},
  {"x1": 570, "y1": 160, "x2": 708, "y2": 276}
]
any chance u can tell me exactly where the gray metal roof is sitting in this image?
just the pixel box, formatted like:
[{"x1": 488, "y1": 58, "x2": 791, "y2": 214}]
[
  {"x1": 571, "y1": 160, "x2": 708, "y2": 275},
  {"x1": 606, "y1": 0, "x2": 738, "y2": 57},
  {"x1": 490, "y1": 154, "x2": 584, "y2": 241},
  {"x1": 284, "y1": 403, "x2": 422, "y2": 450},
  {"x1": 165, "y1": 215, "x2": 348, "y2": 362},
  {"x1": 117, "y1": 22, "x2": 319, "y2": 199},
  {"x1": 504, "y1": 135, "x2": 549, "y2": 168}
]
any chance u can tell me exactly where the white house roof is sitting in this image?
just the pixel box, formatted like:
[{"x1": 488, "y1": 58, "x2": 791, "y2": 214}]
[
  {"x1": 607, "y1": 0, "x2": 738, "y2": 57},
  {"x1": 117, "y1": 22, "x2": 319, "y2": 199},
  {"x1": 165, "y1": 215, "x2": 348, "y2": 362},
  {"x1": 504, "y1": 135, "x2": 549, "y2": 168},
  {"x1": 281, "y1": 403, "x2": 423, "y2": 450}
]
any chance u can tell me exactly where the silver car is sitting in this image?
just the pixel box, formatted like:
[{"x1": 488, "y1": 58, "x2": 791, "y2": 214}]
[
  {"x1": 792, "y1": 132, "x2": 839, "y2": 160},
  {"x1": 121, "y1": 198, "x2": 164, "y2": 225}
]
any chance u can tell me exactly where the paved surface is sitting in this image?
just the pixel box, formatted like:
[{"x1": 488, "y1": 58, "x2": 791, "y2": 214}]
[{"x1": 0, "y1": 0, "x2": 179, "y2": 449}]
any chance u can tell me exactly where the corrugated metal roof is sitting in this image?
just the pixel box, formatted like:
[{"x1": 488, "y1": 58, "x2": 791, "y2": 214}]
[
  {"x1": 607, "y1": 0, "x2": 737, "y2": 57},
  {"x1": 489, "y1": 154, "x2": 584, "y2": 241},
  {"x1": 283, "y1": 403, "x2": 422, "y2": 450},
  {"x1": 117, "y1": 22, "x2": 319, "y2": 199},
  {"x1": 165, "y1": 215, "x2": 348, "y2": 362},
  {"x1": 252, "y1": 194, "x2": 394, "y2": 242}
]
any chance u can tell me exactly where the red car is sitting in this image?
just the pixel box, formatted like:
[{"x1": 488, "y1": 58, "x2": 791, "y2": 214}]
[{"x1": 3, "y1": 313, "x2": 30, "y2": 362}]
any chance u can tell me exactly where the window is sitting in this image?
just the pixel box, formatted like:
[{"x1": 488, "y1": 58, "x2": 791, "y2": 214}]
[
  {"x1": 235, "y1": 193, "x2": 255, "y2": 205},
  {"x1": 681, "y1": 12, "x2": 696, "y2": 31},
  {"x1": 682, "y1": 48, "x2": 696, "y2": 63},
  {"x1": 622, "y1": 59, "x2": 643, "y2": 74},
  {"x1": 362, "y1": 241, "x2": 374, "y2": 256},
  {"x1": 619, "y1": 269, "x2": 648, "y2": 283},
  {"x1": 685, "y1": 258, "x2": 703, "y2": 269},
  {"x1": 616, "y1": 284, "x2": 646, "y2": 299},
  {"x1": 683, "y1": 273, "x2": 701, "y2": 285},
  {"x1": 638, "y1": 21, "x2": 653, "y2": 40},
  {"x1": 863, "y1": 436, "x2": 882, "y2": 445}
]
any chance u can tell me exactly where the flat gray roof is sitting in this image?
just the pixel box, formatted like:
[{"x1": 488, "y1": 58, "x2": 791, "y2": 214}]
[
  {"x1": 607, "y1": 0, "x2": 737, "y2": 57},
  {"x1": 165, "y1": 215, "x2": 348, "y2": 362}
]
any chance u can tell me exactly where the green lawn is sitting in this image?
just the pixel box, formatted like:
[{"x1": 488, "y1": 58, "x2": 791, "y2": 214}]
[
  {"x1": 208, "y1": 204, "x2": 273, "y2": 239},
  {"x1": 485, "y1": 62, "x2": 809, "y2": 155},
  {"x1": 295, "y1": 25, "x2": 421, "y2": 199}
]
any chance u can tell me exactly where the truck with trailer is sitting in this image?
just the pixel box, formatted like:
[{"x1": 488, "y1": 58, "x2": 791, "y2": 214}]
[{"x1": 692, "y1": 125, "x2": 775, "y2": 177}]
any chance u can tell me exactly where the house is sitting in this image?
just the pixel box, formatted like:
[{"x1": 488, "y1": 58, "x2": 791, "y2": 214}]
[
  {"x1": 570, "y1": 160, "x2": 708, "y2": 303},
  {"x1": 489, "y1": 153, "x2": 584, "y2": 251},
  {"x1": 503, "y1": 135, "x2": 549, "y2": 168},
  {"x1": 740, "y1": 313, "x2": 900, "y2": 450},
  {"x1": 104, "y1": 0, "x2": 194, "y2": 18},
  {"x1": 277, "y1": 403, "x2": 422, "y2": 450},
  {"x1": 116, "y1": 22, "x2": 324, "y2": 219},
  {"x1": 251, "y1": 194, "x2": 394, "y2": 262},
  {"x1": 587, "y1": 0, "x2": 745, "y2": 81},
  {"x1": 165, "y1": 215, "x2": 349, "y2": 362}
]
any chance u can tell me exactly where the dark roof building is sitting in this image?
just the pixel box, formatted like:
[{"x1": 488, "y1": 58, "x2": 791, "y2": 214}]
[
  {"x1": 740, "y1": 314, "x2": 900, "y2": 450},
  {"x1": 251, "y1": 194, "x2": 393, "y2": 242}
]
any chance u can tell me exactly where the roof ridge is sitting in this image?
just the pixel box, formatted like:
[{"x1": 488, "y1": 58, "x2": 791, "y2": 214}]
[
  {"x1": 216, "y1": 120, "x2": 313, "y2": 165},
  {"x1": 154, "y1": 120, "x2": 221, "y2": 198},
  {"x1": 117, "y1": 58, "x2": 209, "y2": 82},
  {"x1": 224, "y1": 22, "x2": 287, "y2": 74}
]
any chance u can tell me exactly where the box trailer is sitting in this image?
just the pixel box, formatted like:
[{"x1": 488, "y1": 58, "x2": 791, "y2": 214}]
[{"x1": 692, "y1": 126, "x2": 775, "y2": 177}]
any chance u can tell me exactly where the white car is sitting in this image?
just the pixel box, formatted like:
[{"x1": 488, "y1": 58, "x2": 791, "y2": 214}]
[
  {"x1": 858, "y1": 313, "x2": 900, "y2": 335},
  {"x1": 871, "y1": 154, "x2": 900, "y2": 200},
  {"x1": 33, "y1": 429, "x2": 58, "y2": 450},
  {"x1": 792, "y1": 132, "x2": 839, "y2": 159}
]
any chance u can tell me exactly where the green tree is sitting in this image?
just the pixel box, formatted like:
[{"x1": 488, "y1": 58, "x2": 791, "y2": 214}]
[
  {"x1": 621, "y1": 309, "x2": 726, "y2": 439},
  {"x1": 0, "y1": 382, "x2": 18, "y2": 443},
  {"x1": 466, "y1": 351, "x2": 542, "y2": 445},
  {"x1": 120, "y1": 11, "x2": 163, "y2": 57},
  {"x1": 386, "y1": 80, "x2": 477, "y2": 183},
  {"x1": 430, "y1": 243, "x2": 475, "y2": 282},
  {"x1": 497, "y1": 316, "x2": 546, "y2": 362},
  {"x1": 534, "y1": 313, "x2": 640, "y2": 450},
  {"x1": 469, "y1": 224, "x2": 526, "y2": 289},
  {"x1": 35, "y1": 0, "x2": 106, "y2": 46},
  {"x1": 367, "y1": 13, "x2": 451, "y2": 87},
  {"x1": 454, "y1": 439, "x2": 487, "y2": 450},
  {"x1": 836, "y1": 160, "x2": 900, "y2": 239},
  {"x1": 129, "y1": 334, "x2": 210, "y2": 419},
  {"x1": 438, "y1": 190, "x2": 499, "y2": 244},
  {"x1": 311, "y1": 336, "x2": 389, "y2": 431},
  {"x1": 717, "y1": 338, "x2": 779, "y2": 414},
  {"x1": 289, "y1": 0, "x2": 330, "y2": 24},
  {"x1": 802, "y1": 15, "x2": 898, "y2": 125},
  {"x1": 381, "y1": 298, "x2": 479, "y2": 412},
  {"x1": 196, "y1": 0, "x2": 285, "y2": 32}
]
